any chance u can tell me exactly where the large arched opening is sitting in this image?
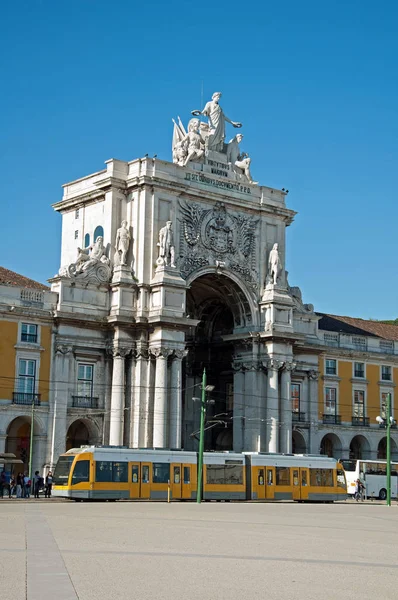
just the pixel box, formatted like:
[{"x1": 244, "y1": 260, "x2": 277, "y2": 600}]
[
  {"x1": 5, "y1": 417, "x2": 32, "y2": 471},
  {"x1": 66, "y1": 419, "x2": 94, "y2": 451},
  {"x1": 183, "y1": 271, "x2": 256, "y2": 451},
  {"x1": 349, "y1": 435, "x2": 371, "y2": 460},
  {"x1": 292, "y1": 430, "x2": 307, "y2": 454},
  {"x1": 320, "y1": 433, "x2": 342, "y2": 458},
  {"x1": 377, "y1": 437, "x2": 398, "y2": 461}
]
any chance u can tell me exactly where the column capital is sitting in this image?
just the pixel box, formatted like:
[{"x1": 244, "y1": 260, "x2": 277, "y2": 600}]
[
  {"x1": 267, "y1": 358, "x2": 284, "y2": 371},
  {"x1": 232, "y1": 359, "x2": 244, "y2": 373},
  {"x1": 174, "y1": 349, "x2": 189, "y2": 361},
  {"x1": 109, "y1": 345, "x2": 132, "y2": 358},
  {"x1": 150, "y1": 346, "x2": 173, "y2": 359},
  {"x1": 282, "y1": 361, "x2": 297, "y2": 373},
  {"x1": 55, "y1": 344, "x2": 73, "y2": 355},
  {"x1": 308, "y1": 369, "x2": 320, "y2": 381}
]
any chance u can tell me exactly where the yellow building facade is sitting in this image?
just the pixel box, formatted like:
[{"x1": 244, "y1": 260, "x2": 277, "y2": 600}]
[
  {"x1": 0, "y1": 267, "x2": 56, "y2": 474},
  {"x1": 316, "y1": 314, "x2": 398, "y2": 460}
]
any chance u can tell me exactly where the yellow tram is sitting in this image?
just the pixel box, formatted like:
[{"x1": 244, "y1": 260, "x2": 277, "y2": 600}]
[{"x1": 53, "y1": 447, "x2": 347, "y2": 502}]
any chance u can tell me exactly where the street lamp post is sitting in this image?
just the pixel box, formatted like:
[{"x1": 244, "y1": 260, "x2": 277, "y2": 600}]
[
  {"x1": 28, "y1": 398, "x2": 35, "y2": 482},
  {"x1": 196, "y1": 369, "x2": 215, "y2": 504},
  {"x1": 376, "y1": 392, "x2": 392, "y2": 507}
]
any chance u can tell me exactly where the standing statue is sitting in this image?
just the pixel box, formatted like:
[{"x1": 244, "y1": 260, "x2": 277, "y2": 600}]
[
  {"x1": 115, "y1": 220, "x2": 131, "y2": 266},
  {"x1": 192, "y1": 92, "x2": 242, "y2": 152},
  {"x1": 158, "y1": 221, "x2": 176, "y2": 268},
  {"x1": 268, "y1": 243, "x2": 282, "y2": 285},
  {"x1": 227, "y1": 134, "x2": 257, "y2": 184}
]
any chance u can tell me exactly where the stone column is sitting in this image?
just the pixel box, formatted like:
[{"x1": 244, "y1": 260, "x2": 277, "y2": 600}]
[
  {"x1": 131, "y1": 345, "x2": 148, "y2": 448},
  {"x1": 266, "y1": 359, "x2": 282, "y2": 453},
  {"x1": 232, "y1": 360, "x2": 245, "y2": 453},
  {"x1": 280, "y1": 362, "x2": 296, "y2": 454},
  {"x1": 152, "y1": 347, "x2": 173, "y2": 448},
  {"x1": 308, "y1": 370, "x2": 320, "y2": 454},
  {"x1": 109, "y1": 346, "x2": 129, "y2": 447},
  {"x1": 169, "y1": 350, "x2": 187, "y2": 449},
  {"x1": 49, "y1": 345, "x2": 73, "y2": 468},
  {"x1": 243, "y1": 362, "x2": 260, "y2": 451},
  {"x1": 0, "y1": 435, "x2": 6, "y2": 453},
  {"x1": 103, "y1": 353, "x2": 113, "y2": 444}
]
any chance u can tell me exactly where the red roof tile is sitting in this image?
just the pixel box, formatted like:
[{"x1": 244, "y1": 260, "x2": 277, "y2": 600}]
[
  {"x1": 318, "y1": 313, "x2": 398, "y2": 341},
  {"x1": 0, "y1": 266, "x2": 50, "y2": 291}
]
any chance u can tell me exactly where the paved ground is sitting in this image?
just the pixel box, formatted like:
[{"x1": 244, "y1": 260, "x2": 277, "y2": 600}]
[{"x1": 1, "y1": 499, "x2": 398, "y2": 600}]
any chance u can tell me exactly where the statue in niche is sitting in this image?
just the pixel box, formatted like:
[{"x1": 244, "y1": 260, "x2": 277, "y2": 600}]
[
  {"x1": 227, "y1": 134, "x2": 257, "y2": 184},
  {"x1": 157, "y1": 221, "x2": 176, "y2": 268},
  {"x1": 268, "y1": 243, "x2": 282, "y2": 285},
  {"x1": 114, "y1": 220, "x2": 131, "y2": 266},
  {"x1": 192, "y1": 92, "x2": 242, "y2": 152}
]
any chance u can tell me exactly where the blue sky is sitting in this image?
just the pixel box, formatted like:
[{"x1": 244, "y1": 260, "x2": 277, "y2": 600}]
[{"x1": 1, "y1": 1, "x2": 397, "y2": 319}]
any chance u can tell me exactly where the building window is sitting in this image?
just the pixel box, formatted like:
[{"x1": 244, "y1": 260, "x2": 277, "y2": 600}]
[
  {"x1": 84, "y1": 233, "x2": 90, "y2": 248},
  {"x1": 77, "y1": 364, "x2": 94, "y2": 398},
  {"x1": 21, "y1": 323, "x2": 38, "y2": 344},
  {"x1": 380, "y1": 340, "x2": 394, "y2": 354},
  {"x1": 93, "y1": 225, "x2": 104, "y2": 242},
  {"x1": 381, "y1": 392, "x2": 391, "y2": 420},
  {"x1": 352, "y1": 336, "x2": 367, "y2": 351},
  {"x1": 325, "y1": 387, "x2": 337, "y2": 415},
  {"x1": 17, "y1": 359, "x2": 36, "y2": 394},
  {"x1": 325, "y1": 359, "x2": 337, "y2": 375},
  {"x1": 381, "y1": 365, "x2": 392, "y2": 381},
  {"x1": 324, "y1": 333, "x2": 339, "y2": 347},
  {"x1": 354, "y1": 390, "x2": 365, "y2": 417},
  {"x1": 291, "y1": 383, "x2": 300, "y2": 413},
  {"x1": 75, "y1": 209, "x2": 79, "y2": 219},
  {"x1": 74, "y1": 230, "x2": 78, "y2": 239},
  {"x1": 354, "y1": 362, "x2": 365, "y2": 378}
]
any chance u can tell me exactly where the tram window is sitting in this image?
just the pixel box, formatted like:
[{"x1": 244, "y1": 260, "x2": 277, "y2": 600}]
[
  {"x1": 96, "y1": 461, "x2": 112, "y2": 482},
  {"x1": 267, "y1": 470, "x2": 273, "y2": 485},
  {"x1": 174, "y1": 467, "x2": 180, "y2": 484},
  {"x1": 276, "y1": 467, "x2": 290, "y2": 486},
  {"x1": 53, "y1": 456, "x2": 74, "y2": 485},
  {"x1": 152, "y1": 463, "x2": 170, "y2": 484},
  {"x1": 142, "y1": 465, "x2": 149, "y2": 483},
  {"x1": 113, "y1": 462, "x2": 128, "y2": 483},
  {"x1": 301, "y1": 471, "x2": 307, "y2": 486},
  {"x1": 183, "y1": 467, "x2": 190, "y2": 484},
  {"x1": 337, "y1": 469, "x2": 346, "y2": 489},
  {"x1": 310, "y1": 469, "x2": 334, "y2": 487},
  {"x1": 258, "y1": 469, "x2": 264, "y2": 485},
  {"x1": 206, "y1": 464, "x2": 243, "y2": 485},
  {"x1": 71, "y1": 460, "x2": 89, "y2": 484},
  {"x1": 293, "y1": 470, "x2": 299, "y2": 486},
  {"x1": 132, "y1": 465, "x2": 139, "y2": 483}
]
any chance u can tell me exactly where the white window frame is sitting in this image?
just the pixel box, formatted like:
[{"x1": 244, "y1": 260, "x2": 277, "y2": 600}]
[
  {"x1": 325, "y1": 358, "x2": 337, "y2": 376},
  {"x1": 291, "y1": 383, "x2": 301, "y2": 413},
  {"x1": 324, "y1": 386, "x2": 338, "y2": 415},
  {"x1": 17, "y1": 321, "x2": 41, "y2": 346},
  {"x1": 381, "y1": 365, "x2": 392, "y2": 382},
  {"x1": 77, "y1": 363, "x2": 94, "y2": 399},
  {"x1": 16, "y1": 358, "x2": 37, "y2": 394},
  {"x1": 14, "y1": 350, "x2": 41, "y2": 395},
  {"x1": 353, "y1": 388, "x2": 366, "y2": 418},
  {"x1": 353, "y1": 361, "x2": 365, "y2": 379}
]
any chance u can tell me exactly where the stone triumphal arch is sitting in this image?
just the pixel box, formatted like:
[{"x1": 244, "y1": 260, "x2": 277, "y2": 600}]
[{"x1": 49, "y1": 92, "x2": 320, "y2": 464}]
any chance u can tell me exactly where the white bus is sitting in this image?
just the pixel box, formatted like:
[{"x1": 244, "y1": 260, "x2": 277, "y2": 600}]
[{"x1": 341, "y1": 459, "x2": 398, "y2": 500}]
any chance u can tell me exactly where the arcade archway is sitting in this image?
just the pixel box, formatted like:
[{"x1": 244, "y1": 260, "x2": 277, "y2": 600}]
[
  {"x1": 320, "y1": 433, "x2": 342, "y2": 458},
  {"x1": 377, "y1": 437, "x2": 398, "y2": 460},
  {"x1": 5, "y1": 417, "x2": 31, "y2": 471},
  {"x1": 349, "y1": 435, "x2": 371, "y2": 460},
  {"x1": 66, "y1": 420, "x2": 92, "y2": 451},
  {"x1": 292, "y1": 430, "x2": 307, "y2": 454}
]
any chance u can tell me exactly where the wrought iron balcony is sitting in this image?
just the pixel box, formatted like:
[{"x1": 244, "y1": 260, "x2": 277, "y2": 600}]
[
  {"x1": 322, "y1": 414, "x2": 341, "y2": 425},
  {"x1": 292, "y1": 411, "x2": 306, "y2": 422},
  {"x1": 12, "y1": 393, "x2": 41, "y2": 406},
  {"x1": 351, "y1": 416, "x2": 370, "y2": 427},
  {"x1": 378, "y1": 421, "x2": 397, "y2": 430},
  {"x1": 72, "y1": 396, "x2": 99, "y2": 409}
]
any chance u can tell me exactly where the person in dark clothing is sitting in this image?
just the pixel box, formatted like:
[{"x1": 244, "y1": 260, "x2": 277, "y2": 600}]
[
  {"x1": 34, "y1": 471, "x2": 40, "y2": 498},
  {"x1": 45, "y1": 472, "x2": 53, "y2": 498}
]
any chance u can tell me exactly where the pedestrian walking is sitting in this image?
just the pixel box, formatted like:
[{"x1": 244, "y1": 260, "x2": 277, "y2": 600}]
[
  {"x1": 24, "y1": 474, "x2": 31, "y2": 498},
  {"x1": 10, "y1": 476, "x2": 15, "y2": 497},
  {"x1": 45, "y1": 471, "x2": 53, "y2": 498},
  {"x1": 16, "y1": 473, "x2": 23, "y2": 498},
  {"x1": 34, "y1": 471, "x2": 40, "y2": 498}
]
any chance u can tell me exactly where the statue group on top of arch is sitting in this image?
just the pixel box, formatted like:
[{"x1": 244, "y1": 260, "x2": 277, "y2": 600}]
[{"x1": 172, "y1": 92, "x2": 257, "y2": 185}]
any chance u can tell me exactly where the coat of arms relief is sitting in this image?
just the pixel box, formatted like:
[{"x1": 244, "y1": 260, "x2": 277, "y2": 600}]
[{"x1": 178, "y1": 200, "x2": 259, "y2": 294}]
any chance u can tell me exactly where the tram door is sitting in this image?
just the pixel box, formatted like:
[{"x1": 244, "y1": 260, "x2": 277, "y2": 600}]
[
  {"x1": 130, "y1": 463, "x2": 140, "y2": 499},
  {"x1": 255, "y1": 467, "x2": 266, "y2": 500},
  {"x1": 171, "y1": 464, "x2": 182, "y2": 499},
  {"x1": 182, "y1": 464, "x2": 193, "y2": 499},
  {"x1": 300, "y1": 468, "x2": 309, "y2": 501},
  {"x1": 292, "y1": 469, "x2": 300, "y2": 501},
  {"x1": 265, "y1": 467, "x2": 275, "y2": 499},
  {"x1": 141, "y1": 463, "x2": 151, "y2": 499}
]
